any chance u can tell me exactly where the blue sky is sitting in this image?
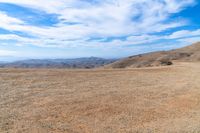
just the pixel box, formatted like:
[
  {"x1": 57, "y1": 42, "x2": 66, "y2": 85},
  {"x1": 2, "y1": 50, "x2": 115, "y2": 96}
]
[{"x1": 0, "y1": 0, "x2": 199, "y2": 61}]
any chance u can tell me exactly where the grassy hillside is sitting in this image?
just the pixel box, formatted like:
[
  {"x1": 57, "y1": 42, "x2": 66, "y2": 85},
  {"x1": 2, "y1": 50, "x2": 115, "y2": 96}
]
[{"x1": 107, "y1": 42, "x2": 200, "y2": 68}]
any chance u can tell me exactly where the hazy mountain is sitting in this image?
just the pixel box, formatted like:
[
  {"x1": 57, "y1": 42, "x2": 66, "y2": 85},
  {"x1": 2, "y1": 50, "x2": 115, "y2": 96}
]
[{"x1": 0, "y1": 57, "x2": 117, "y2": 69}]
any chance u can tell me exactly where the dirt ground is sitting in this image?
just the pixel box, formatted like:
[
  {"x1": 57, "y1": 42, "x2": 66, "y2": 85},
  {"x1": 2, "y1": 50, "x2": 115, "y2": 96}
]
[{"x1": 1, "y1": 62, "x2": 200, "y2": 133}]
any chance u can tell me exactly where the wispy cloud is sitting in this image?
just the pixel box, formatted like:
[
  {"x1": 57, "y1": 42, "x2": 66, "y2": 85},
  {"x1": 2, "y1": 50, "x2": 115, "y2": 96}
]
[
  {"x1": 0, "y1": 0, "x2": 199, "y2": 58},
  {"x1": 0, "y1": 49, "x2": 17, "y2": 56}
]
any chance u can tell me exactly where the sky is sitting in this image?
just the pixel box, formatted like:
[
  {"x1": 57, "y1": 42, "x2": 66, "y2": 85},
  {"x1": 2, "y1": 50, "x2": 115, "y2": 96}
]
[{"x1": 0, "y1": 0, "x2": 200, "y2": 61}]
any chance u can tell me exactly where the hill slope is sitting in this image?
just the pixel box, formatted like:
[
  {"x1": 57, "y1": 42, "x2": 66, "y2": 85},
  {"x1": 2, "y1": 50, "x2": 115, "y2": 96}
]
[{"x1": 107, "y1": 42, "x2": 200, "y2": 68}]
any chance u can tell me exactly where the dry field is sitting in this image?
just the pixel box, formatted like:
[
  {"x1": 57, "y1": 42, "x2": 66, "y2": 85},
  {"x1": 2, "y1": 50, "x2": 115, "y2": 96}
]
[{"x1": 1, "y1": 62, "x2": 200, "y2": 133}]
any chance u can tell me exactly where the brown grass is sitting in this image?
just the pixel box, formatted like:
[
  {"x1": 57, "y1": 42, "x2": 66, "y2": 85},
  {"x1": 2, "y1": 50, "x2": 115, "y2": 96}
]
[
  {"x1": 1, "y1": 62, "x2": 200, "y2": 132},
  {"x1": 107, "y1": 42, "x2": 200, "y2": 68}
]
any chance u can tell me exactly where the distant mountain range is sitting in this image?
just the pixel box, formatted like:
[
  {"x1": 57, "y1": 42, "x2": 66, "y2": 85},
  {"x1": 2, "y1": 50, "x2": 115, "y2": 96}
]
[
  {"x1": 0, "y1": 61, "x2": 6, "y2": 64},
  {"x1": 0, "y1": 57, "x2": 117, "y2": 69},
  {"x1": 106, "y1": 42, "x2": 200, "y2": 68},
  {"x1": 2, "y1": 42, "x2": 200, "y2": 69}
]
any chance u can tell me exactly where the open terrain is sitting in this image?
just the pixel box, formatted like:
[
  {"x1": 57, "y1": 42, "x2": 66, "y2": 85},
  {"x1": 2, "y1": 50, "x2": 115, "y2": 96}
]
[{"x1": 1, "y1": 61, "x2": 200, "y2": 132}]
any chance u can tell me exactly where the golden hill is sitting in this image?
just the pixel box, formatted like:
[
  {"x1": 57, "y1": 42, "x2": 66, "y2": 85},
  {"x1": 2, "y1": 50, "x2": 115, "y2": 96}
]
[{"x1": 107, "y1": 42, "x2": 200, "y2": 68}]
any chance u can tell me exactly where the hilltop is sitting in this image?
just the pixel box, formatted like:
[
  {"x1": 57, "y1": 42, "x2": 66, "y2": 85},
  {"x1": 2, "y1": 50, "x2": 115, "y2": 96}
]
[{"x1": 107, "y1": 42, "x2": 200, "y2": 68}]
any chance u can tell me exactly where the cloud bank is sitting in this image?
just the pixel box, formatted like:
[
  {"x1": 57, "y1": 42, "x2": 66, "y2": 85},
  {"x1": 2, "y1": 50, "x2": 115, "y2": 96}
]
[{"x1": 0, "y1": 0, "x2": 199, "y2": 58}]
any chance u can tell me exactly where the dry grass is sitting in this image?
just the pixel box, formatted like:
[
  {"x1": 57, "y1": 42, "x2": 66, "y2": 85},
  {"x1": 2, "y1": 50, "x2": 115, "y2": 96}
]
[
  {"x1": 1, "y1": 62, "x2": 200, "y2": 132},
  {"x1": 107, "y1": 42, "x2": 200, "y2": 68}
]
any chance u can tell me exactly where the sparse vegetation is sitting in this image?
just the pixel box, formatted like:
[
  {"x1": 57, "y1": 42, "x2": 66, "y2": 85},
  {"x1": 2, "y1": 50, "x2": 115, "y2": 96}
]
[
  {"x1": 1, "y1": 62, "x2": 200, "y2": 132},
  {"x1": 107, "y1": 42, "x2": 200, "y2": 68}
]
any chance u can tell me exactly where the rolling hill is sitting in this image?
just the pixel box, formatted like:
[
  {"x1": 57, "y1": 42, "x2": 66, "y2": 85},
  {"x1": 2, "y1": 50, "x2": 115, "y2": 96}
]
[
  {"x1": 107, "y1": 42, "x2": 200, "y2": 68},
  {"x1": 1, "y1": 42, "x2": 200, "y2": 69}
]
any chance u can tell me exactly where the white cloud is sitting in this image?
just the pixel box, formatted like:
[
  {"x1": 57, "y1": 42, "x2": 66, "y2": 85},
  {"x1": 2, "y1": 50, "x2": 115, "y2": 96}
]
[
  {"x1": 0, "y1": 34, "x2": 26, "y2": 40},
  {"x1": 168, "y1": 29, "x2": 200, "y2": 39},
  {"x1": 0, "y1": 50, "x2": 17, "y2": 56},
  {"x1": 178, "y1": 36, "x2": 200, "y2": 44},
  {"x1": 0, "y1": 11, "x2": 24, "y2": 27},
  {"x1": 0, "y1": 0, "x2": 197, "y2": 48}
]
